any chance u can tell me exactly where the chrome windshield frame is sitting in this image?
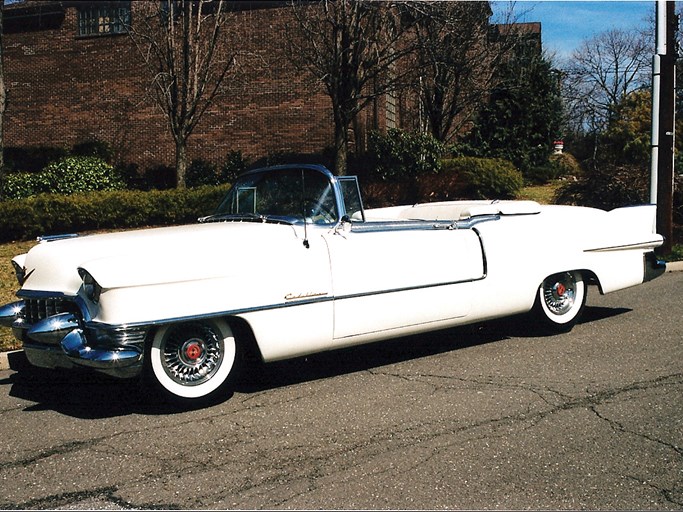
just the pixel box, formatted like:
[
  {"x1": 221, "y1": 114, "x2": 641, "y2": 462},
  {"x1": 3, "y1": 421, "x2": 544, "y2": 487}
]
[{"x1": 210, "y1": 164, "x2": 365, "y2": 228}]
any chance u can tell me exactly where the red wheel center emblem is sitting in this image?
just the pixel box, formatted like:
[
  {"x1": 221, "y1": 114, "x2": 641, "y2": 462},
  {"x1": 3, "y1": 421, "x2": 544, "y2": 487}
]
[
  {"x1": 556, "y1": 283, "x2": 567, "y2": 296},
  {"x1": 185, "y1": 342, "x2": 203, "y2": 361}
]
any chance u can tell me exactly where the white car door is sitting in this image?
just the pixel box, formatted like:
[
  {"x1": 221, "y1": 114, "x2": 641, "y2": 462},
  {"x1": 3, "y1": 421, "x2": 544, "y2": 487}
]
[{"x1": 323, "y1": 226, "x2": 486, "y2": 340}]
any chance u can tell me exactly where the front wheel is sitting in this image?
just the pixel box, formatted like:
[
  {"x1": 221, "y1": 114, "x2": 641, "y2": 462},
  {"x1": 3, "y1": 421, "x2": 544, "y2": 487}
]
[
  {"x1": 145, "y1": 319, "x2": 241, "y2": 406},
  {"x1": 533, "y1": 270, "x2": 586, "y2": 333}
]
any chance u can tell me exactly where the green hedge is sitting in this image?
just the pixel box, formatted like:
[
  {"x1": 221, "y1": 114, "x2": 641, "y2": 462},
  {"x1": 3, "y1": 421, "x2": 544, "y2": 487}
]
[{"x1": 0, "y1": 185, "x2": 231, "y2": 243}]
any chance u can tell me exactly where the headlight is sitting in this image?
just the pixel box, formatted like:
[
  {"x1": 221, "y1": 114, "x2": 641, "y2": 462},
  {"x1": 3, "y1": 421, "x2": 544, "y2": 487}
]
[
  {"x1": 78, "y1": 268, "x2": 102, "y2": 304},
  {"x1": 12, "y1": 260, "x2": 26, "y2": 286}
]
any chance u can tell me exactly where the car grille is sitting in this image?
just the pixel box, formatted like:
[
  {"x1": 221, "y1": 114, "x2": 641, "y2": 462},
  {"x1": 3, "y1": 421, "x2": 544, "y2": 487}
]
[{"x1": 23, "y1": 297, "x2": 80, "y2": 325}]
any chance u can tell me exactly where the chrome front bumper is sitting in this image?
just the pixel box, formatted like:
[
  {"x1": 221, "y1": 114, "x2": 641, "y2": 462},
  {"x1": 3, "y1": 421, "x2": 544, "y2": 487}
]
[{"x1": 0, "y1": 301, "x2": 145, "y2": 379}]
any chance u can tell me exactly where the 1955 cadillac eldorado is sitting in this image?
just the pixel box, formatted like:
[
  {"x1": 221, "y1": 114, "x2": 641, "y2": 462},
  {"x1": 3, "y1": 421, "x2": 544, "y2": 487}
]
[{"x1": 0, "y1": 164, "x2": 667, "y2": 405}]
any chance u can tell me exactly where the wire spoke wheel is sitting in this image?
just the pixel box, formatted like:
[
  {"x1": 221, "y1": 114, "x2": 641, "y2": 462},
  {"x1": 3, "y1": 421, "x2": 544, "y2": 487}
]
[
  {"x1": 534, "y1": 270, "x2": 586, "y2": 332},
  {"x1": 161, "y1": 323, "x2": 224, "y2": 386},
  {"x1": 148, "y1": 319, "x2": 239, "y2": 403}
]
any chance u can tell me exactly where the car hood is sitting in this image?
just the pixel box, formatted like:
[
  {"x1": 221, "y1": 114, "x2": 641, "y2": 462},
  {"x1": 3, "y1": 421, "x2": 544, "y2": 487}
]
[{"x1": 17, "y1": 222, "x2": 303, "y2": 295}]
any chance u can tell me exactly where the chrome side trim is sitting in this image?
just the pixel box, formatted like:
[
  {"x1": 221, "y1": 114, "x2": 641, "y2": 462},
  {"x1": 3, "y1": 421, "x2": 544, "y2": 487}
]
[
  {"x1": 334, "y1": 275, "x2": 486, "y2": 302},
  {"x1": 348, "y1": 215, "x2": 501, "y2": 234},
  {"x1": 350, "y1": 220, "x2": 455, "y2": 233},
  {"x1": 584, "y1": 240, "x2": 664, "y2": 252},
  {"x1": 37, "y1": 233, "x2": 79, "y2": 243}
]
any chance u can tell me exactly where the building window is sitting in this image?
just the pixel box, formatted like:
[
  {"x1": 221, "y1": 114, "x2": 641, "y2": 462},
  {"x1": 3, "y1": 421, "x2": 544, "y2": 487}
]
[
  {"x1": 385, "y1": 91, "x2": 397, "y2": 130},
  {"x1": 77, "y1": 2, "x2": 131, "y2": 37}
]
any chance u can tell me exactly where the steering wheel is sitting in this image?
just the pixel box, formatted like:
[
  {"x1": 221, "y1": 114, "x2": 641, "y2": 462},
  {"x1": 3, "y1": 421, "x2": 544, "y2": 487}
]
[{"x1": 303, "y1": 198, "x2": 336, "y2": 223}]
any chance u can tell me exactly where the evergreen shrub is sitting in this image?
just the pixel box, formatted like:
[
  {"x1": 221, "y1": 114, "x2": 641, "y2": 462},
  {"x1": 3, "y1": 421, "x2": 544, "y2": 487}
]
[
  {"x1": 365, "y1": 129, "x2": 445, "y2": 182},
  {"x1": 442, "y1": 157, "x2": 523, "y2": 199},
  {"x1": 554, "y1": 164, "x2": 648, "y2": 210},
  {"x1": 2, "y1": 156, "x2": 125, "y2": 199},
  {"x1": 526, "y1": 152, "x2": 584, "y2": 185}
]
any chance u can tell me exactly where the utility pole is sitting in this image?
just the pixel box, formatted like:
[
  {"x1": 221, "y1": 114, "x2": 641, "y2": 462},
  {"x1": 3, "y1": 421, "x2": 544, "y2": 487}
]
[{"x1": 651, "y1": 0, "x2": 677, "y2": 255}]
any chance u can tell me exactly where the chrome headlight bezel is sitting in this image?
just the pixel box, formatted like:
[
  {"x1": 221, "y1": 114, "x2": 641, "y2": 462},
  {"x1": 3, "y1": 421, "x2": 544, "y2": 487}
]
[{"x1": 78, "y1": 268, "x2": 102, "y2": 304}]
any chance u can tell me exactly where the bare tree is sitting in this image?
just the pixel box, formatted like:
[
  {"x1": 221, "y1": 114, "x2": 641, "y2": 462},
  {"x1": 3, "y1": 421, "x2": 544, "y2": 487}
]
[
  {"x1": 404, "y1": 1, "x2": 494, "y2": 143},
  {"x1": 127, "y1": 0, "x2": 237, "y2": 188},
  {"x1": 562, "y1": 28, "x2": 651, "y2": 136},
  {"x1": 287, "y1": 0, "x2": 413, "y2": 175}
]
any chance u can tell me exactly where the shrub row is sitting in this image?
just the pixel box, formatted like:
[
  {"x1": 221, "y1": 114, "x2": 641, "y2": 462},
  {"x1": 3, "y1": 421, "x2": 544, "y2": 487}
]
[{"x1": 0, "y1": 185, "x2": 231, "y2": 243}]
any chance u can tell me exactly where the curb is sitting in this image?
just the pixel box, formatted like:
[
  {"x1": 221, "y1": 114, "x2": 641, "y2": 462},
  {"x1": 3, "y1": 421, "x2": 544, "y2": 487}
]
[
  {"x1": 0, "y1": 349, "x2": 27, "y2": 372},
  {"x1": 2, "y1": 261, "x2": 683, "y2": 372},
  {"x1": 666, "y1": 260, "x2": 683, "y2": 272}
]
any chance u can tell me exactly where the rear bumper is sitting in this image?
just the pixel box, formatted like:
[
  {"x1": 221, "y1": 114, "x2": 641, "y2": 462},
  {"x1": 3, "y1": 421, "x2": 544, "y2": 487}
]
[{"x1": 644, "y1": 252, "x2": 667, "y2": 282}]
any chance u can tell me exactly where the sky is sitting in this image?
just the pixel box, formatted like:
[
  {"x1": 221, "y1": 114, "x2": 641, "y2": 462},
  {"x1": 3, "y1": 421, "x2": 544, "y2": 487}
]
[{"x1": 492, "y1": 1, "x2": 654, "y2": 60}]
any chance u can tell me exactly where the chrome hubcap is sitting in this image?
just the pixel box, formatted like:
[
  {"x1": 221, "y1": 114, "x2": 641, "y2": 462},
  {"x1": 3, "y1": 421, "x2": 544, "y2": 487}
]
[
  {"x1": 543, "y1": 273, "x2": 576, "y2": 315},
  {"x1": 161, "y1": 323, "x2": 223, "y2": 386}
]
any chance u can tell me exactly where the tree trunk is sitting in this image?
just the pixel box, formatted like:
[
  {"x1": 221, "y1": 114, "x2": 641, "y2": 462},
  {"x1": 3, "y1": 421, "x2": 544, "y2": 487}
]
[
  {"x1": 176, "y1": 139, "x2": 188, "y2": 188},
  {"x1": 333, "y1": 119, "x2": 348, "y2": 176}
]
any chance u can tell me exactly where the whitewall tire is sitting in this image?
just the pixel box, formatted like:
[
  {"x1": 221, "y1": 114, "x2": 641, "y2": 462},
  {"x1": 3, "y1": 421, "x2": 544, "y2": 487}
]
[
  {"x1": 147, "y1": 319, "x2": 240, "y2": 404},
  {"x1": 534, "y1": 271, "x2": 586, "y2": 332}
]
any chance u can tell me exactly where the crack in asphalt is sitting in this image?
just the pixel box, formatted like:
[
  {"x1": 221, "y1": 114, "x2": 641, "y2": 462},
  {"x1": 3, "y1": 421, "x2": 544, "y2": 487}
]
[
  {"x1": 590, "y1": 406, "x2": 683, "y2": 457},
  {"x1": 1, "y1": 372, "x2": 680, "y2": 509},
  {"x1": 0, "y1": 439, "x2": 98, "y2": 472},
  {"x1": 622, "y1": 474, "x2": 683, "y2": 508},
  {"x1": 2, "y1": 485, "x2": 180, "y2": 510}
]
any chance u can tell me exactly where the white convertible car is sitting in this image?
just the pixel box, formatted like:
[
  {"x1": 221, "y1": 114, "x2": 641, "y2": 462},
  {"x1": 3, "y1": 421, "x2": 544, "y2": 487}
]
[{"x1": 0, "y1": 164, "x2": 666, "y2": 405}]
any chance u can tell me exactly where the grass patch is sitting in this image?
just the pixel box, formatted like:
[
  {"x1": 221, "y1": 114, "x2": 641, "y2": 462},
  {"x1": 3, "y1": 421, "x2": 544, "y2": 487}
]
[
  {"x1": 668, "y1": 244, "x2": 683, "y2": 262},
  {"x1": 517, "y1": 180, "x2": 562, "y2": 204},
  {"x1": 0, "y1": 239, "x2": 38, "y2": 351}
]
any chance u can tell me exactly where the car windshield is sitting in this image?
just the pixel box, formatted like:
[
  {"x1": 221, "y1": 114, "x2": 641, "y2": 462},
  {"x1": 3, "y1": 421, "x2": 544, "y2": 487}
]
[{"x1": 209, "y1": 168, "x2": 339, "y2": 225}]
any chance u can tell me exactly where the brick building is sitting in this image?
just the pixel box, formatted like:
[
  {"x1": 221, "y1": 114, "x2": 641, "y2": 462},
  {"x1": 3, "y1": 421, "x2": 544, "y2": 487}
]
[
  {"x1": 2, "y1": 1, "x2": 534, "y2": 175},
  {"x1": 3, "y1": 0, "x2": 355, "y2": 172}
]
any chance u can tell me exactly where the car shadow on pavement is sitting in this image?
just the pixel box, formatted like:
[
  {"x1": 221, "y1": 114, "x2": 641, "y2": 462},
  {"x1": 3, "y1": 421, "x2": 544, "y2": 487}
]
[
  {"x1": 235, "y1": 305, "x2": 631, "y2": 394},
  {"x1": 2, "y1": 305, "x2": 630, "y2": 418}
]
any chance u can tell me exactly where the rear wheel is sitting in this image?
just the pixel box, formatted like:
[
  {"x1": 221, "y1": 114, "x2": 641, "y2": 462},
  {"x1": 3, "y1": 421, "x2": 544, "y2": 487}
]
[
  {"x1": 533, "y1": 270, "x2": 586, "y2": 332},
  {"x1": 146, "y1": 319, "x2": 240, "y2": 406}
]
